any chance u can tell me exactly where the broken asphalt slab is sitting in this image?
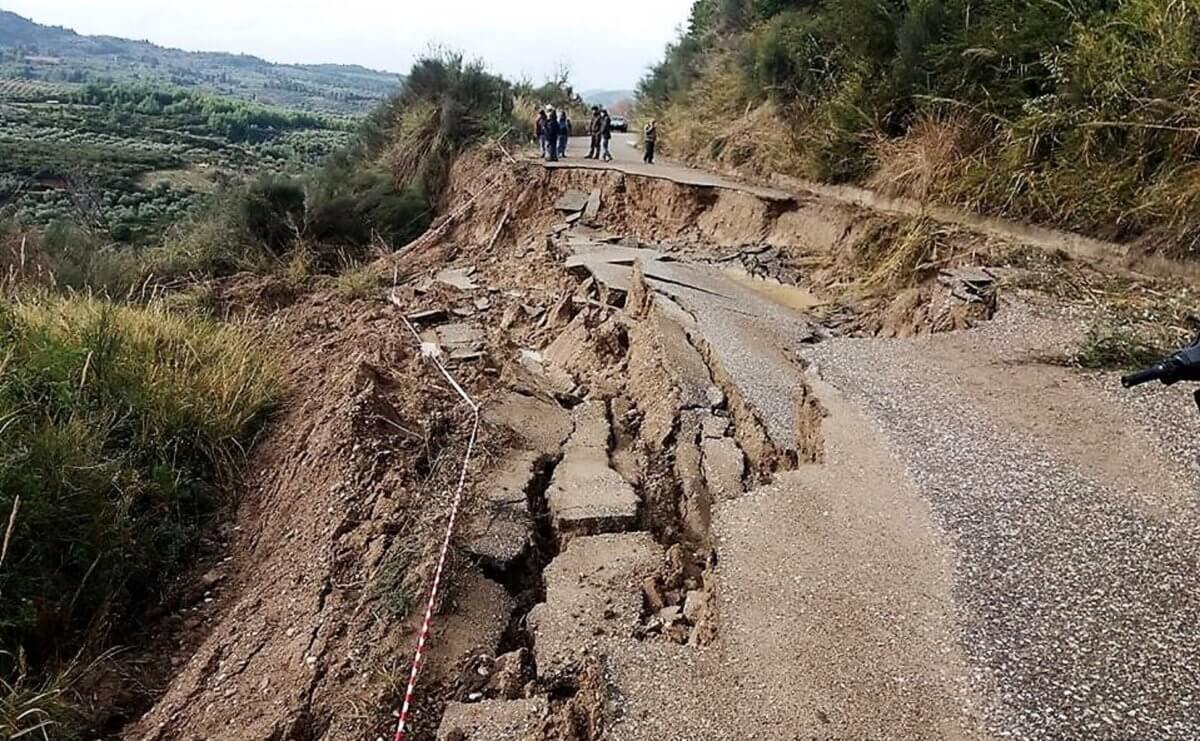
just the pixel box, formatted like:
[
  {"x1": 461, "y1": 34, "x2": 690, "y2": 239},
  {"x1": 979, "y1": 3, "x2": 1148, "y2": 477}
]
[
  {"x1": 546, "y1": 401, "x2": 639, "y2": 537},
  {"x1": 554, "y1": 189, "x2": 590, "y2": 213},
  {"x1": 435, "y1": 267, "x2": 479, "y2": 291},
  {"x1": 526, "y1": 532, "x2": 663, "y2": 675},
  {"x1": 482, "y1": 391, "x2": 573, "y2": 458},
  {"x1": 436, "y1": 698, "x2": 547, "y2": 740},
  {"x1": 462, "y1": 451, "x2": 542, "y2": 570}
]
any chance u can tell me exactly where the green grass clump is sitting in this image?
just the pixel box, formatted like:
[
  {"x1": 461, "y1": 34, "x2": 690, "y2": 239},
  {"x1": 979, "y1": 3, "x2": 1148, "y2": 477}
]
[
  {"x1": 1071, "y1": 325, "x2": 1168, "y2": 371},
  {"x1": 333, "y1": 261, "x2": 384, "y2": 301},
  {"x1": 0, "y1": 291, "x2": 282, "y2": 723},
  {"x1": 0, "y1": 651, "x2": 94, "y2": 740}
]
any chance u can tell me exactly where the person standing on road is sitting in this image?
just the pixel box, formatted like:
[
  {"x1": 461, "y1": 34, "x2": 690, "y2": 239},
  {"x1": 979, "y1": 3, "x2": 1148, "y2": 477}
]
[
  {"x1": 558, "y1": 110, "x2": 571, "y2": 159},
  {"x1": 543, "y1": 107, "x2": 560, "y2": 162},
  {"x1": 643, "y1": 119, "x2": 657, "y2": 164},
  {"x1": 601, "y1": 109, "x2": 613, "y2": 162},
  {"x1": 586, "y1": 106, "x2": 602, "y2": 160},
  {"x1": 535, "y1": 110, "x2": 547, "y2": 158}
]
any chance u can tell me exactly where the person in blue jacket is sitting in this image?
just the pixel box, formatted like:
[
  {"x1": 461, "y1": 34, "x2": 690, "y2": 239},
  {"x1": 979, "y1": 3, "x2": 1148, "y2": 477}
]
[{"x1": 557, "y1": 110, "x2": 571, "y2": 158}]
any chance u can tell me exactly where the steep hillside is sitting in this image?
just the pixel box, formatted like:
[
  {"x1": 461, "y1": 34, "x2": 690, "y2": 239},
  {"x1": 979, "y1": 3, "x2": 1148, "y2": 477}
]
[
  {"x1": 580, "y1": 89, "x2": 635, "y2": 109},
  {"x1": 0, "y1": 9, "x2": 401, "y2": 113},
  {"x1": 639, "y1": 0, "x2": 1200, "y2": 261}
]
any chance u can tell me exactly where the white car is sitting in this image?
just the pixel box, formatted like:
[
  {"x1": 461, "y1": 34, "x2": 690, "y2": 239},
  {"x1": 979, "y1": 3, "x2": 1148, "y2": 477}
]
[{"x1": 608, "y1": 116, "x2": 629, "y2": 133}]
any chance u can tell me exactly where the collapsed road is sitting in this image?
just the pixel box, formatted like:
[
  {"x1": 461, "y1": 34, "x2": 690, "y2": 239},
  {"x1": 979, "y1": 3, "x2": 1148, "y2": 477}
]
[
  {"x1": 127, "y1": 142, "x2": 1200, "y2": 741},
  {"x1": 427, "y1": 147, "x2": 1200, "y2": 740}
]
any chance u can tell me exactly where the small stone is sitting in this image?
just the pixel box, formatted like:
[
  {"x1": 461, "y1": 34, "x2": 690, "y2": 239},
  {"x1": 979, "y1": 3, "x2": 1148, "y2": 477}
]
[
  {"x1": 666, "y1": 623, "x2": 690, "y2": 645},
  {"x1": 657, "y1": 606, "x2": 683, "y2": 625},
  {"x1": 683, "y1": 591, "x2": 706, "y2": 623},
  {"x1": 642, "y1": 577, "x2": 665, "y2": 612}
]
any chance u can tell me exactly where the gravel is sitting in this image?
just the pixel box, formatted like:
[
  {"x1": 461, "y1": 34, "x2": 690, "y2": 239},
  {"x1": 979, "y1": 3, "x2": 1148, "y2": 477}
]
[{"x1": 807, "y1": 303, "x2": 1200, "y2": 739}]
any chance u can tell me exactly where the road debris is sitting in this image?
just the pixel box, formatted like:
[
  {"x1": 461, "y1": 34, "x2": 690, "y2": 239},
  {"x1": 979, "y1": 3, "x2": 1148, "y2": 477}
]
[
  {"x1": 554, "y1": 190, "x2": 590, "y2": 213},
  {"x1": 436, "y1": 267, "x2": 480, "y2": 291}
]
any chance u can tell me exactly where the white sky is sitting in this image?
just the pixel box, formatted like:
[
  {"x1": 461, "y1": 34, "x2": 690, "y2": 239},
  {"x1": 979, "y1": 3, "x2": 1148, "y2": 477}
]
[{"x1": 3, "y1": 0, "x2": 693, "y2": 91}]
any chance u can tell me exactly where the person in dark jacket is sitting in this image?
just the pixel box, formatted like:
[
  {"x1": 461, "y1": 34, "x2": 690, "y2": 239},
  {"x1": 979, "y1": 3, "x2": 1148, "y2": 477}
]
[
  {"x1": 543, "y1": 107, "x2": 560, "y2": 162},
  {"x1": 600, "y1": 109, "x2": 613, "y2": 162},
  {"x1": 535, "y1": 110, "x2": 547, "y2": 157},
  {"x1": 586, "y1": 106, "x2": 602, "y2": 159},
  {"x1": 557, "y1": 111, "x2": 571, "y2": 158},
  {"x1": 643, "y1": 119, "x2": 657, "y2": 164}
]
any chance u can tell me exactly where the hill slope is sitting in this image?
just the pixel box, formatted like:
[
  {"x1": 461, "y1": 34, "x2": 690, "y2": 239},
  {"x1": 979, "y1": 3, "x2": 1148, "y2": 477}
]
[
  {"x1": 638, "y1": 0, "x2": 1200, "y2": 259},
  {"x1": 0, "y1": 9, "x2": 401, "y2": 114},
  {"x1": 581, "y1": 88, "x2": 635, "y2": 108}
]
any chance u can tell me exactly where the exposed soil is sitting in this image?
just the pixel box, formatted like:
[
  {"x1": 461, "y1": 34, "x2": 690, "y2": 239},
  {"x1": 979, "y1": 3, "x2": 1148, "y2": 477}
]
[{"x1": 113, "y1": 145, "x2": 1194, "y2": 741}]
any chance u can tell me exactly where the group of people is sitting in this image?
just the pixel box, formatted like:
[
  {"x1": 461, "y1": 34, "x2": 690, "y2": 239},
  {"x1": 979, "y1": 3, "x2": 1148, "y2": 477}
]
[
  {"x1": 535, "y1": 105, "x2": 659, "y2": 165},
  {"x1": 536, "y1": 106, "x2": 573, "y2": 162}
]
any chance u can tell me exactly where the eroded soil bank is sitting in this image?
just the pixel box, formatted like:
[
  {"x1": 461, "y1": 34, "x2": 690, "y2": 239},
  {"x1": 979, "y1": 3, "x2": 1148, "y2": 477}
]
[{"x1": 120, "y1": 148, "x2": 1199, "y2": 741}]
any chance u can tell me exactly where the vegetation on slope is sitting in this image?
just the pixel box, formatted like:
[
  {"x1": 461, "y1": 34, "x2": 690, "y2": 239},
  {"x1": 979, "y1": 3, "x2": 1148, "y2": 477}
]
[
  {"x1": 0, "y1": 291, "x2": 281, "y2": 738},
  {"x1": 0, "y1": 81, "x2": 355, "y2": 241},
  {"x1": 0, "y1": 50, "x2": 548, "y2": 294},
  {"x1": 640, "y1": 0, "x2": 1200, "y2": 258},
  {"x1": 0, "y1": 51, "x2": 561, "y2": 735}
]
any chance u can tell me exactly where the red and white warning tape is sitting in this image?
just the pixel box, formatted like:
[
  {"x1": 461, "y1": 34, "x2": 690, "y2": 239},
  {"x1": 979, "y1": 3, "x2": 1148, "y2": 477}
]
[{"x1": 393, "y1": 313, "x2": 482, "y2": 741}]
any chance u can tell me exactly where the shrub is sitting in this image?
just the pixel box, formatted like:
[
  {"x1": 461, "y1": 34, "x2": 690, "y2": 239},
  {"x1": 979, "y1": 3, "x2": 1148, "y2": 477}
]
[
  {"x1": 39, "y1": 220, "x2": 143, "y2": 295},
  {"x1": 306, "y1": 164, "x2": 431, "y2": 247},
  {"x1": 381, "y1": 52, "x2": 519, "y2": 196},
  {"x1": 240, "y1": 175, "x2": 306, "y2": 252},
  {"x1": 0, "y1": 292, "x2": 282, "y2": 684},
  {"x1": 332, "y1": 260, "x2": 384, "y2": 301},
  {"x1": 1071, "y1": 325, "x2": 1170, "y2": 371}
]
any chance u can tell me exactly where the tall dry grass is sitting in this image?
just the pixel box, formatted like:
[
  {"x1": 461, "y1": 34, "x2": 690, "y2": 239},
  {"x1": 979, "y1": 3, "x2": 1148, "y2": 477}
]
[
  {"x1": 0, "y1": 289, "x2": 283, "y2": 732},
  {"x1": 868, "y1": 113, "x2": 986, "y2": 202}
]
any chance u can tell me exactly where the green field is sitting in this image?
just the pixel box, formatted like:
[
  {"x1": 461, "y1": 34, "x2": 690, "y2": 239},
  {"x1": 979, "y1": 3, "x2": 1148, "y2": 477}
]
[{"x1": 0, "y1": 81, "x2": 356, "y2": 242}]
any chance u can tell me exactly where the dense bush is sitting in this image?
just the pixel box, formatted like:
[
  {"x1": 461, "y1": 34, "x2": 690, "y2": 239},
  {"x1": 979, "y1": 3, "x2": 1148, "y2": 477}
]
[
  {"x1": 376, "y1": 52, "x2": 519, "y2": 195},
  {"x1": 640, "y1": 0, "x2": 1200, "y2": 256},
  {"x1": 0, "y1": 292, "x2": 280, "y2": 700},
  {"x1": 240, "y1": 175, "x2": 307, "y2": 251}
]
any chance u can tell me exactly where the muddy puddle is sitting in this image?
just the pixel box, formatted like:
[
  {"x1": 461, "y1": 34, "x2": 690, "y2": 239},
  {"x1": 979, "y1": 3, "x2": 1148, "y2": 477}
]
[{"x1": 720, "y1": 267, "x2": 823, "y2": 311}]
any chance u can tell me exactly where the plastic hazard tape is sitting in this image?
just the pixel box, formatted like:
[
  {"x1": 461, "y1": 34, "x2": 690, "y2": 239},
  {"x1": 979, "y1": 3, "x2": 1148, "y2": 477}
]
[{"x1": 393, "y1": 312, "x2": 481, "y2": 741}]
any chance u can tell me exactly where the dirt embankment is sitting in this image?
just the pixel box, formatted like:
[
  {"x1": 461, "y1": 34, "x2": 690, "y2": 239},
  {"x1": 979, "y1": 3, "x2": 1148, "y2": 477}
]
[{"x1": 118, "y1": 146, "x2": 1180, "y2": 740}]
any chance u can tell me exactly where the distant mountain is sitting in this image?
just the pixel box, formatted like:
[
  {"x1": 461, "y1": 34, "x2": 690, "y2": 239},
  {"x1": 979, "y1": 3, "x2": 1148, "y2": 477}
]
[
  {"x1": 581, "y1": 89, "x2": 636, "y2": 109},
  {"x1": 0, "y1": 9, "x2": 403, "y2": 114}
]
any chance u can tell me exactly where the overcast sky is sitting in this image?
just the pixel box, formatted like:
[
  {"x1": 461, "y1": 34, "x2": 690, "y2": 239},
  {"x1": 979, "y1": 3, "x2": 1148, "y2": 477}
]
[{"x1": 3, "y1": 0, "x2": 693, "y2": 90}]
